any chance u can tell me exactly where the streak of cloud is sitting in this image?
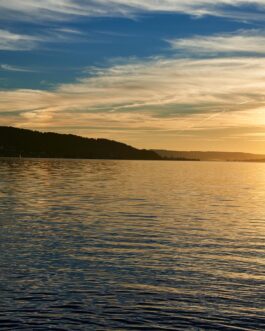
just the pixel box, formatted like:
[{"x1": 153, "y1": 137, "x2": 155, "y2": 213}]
[
  {"x1": 0, "y1": 64, "x2": 36, "y2": 72},
  {"x1": 1, "y1": 0, "x2": 265, "y2": 22},
  {"x1": 168, "y1": 30, "x2": 265, "y2": 55},
  {"x1": 1, "y1": 55, "x2": 265, "y2": 134},
  {"x1": 0, "y1": 29, "x2": 39, "y2": 51}
]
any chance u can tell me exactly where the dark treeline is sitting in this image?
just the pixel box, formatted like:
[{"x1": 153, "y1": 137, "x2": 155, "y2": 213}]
[
  {"x1": 155, "y1": 149, "x2": 265, "y2": 162},
  {"x1": 245, "y1": 159, "x2": 265, "y2": 163},
  {"x1": 0, "y1": 126, "x2": 161, "y2": 160}
]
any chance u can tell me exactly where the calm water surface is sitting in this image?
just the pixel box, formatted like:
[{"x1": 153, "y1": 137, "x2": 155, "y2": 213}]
[{"x1": 0, "y1": 159, "x2": 265, "y2": 330}]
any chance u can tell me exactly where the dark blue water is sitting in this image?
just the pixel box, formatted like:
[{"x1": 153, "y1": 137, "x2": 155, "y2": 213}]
[{"x1": 0, "y1": 159, "x2": 265, "y2": 330}]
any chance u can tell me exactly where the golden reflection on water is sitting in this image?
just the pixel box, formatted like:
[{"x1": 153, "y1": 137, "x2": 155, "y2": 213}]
[{"x1": 0, "y1": 159, "x2": 265, "y2": 330}]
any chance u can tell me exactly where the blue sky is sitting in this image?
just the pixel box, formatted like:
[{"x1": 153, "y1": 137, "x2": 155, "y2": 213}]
[{"x1": 1, "y1": 1, "x2": 265, "y2": 153}]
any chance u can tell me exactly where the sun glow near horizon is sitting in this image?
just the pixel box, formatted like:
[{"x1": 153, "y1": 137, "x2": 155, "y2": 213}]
[{"x1": 0, "y1": 1, "x2": 265, "y2": 153}]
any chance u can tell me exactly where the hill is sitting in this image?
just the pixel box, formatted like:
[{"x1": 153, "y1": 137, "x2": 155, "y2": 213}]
[
  {"x1": 0, "y1": 126, "x2": 161, "y2": 160},
  {"x1": 155, "y1": 150, "x2": 265, "y2": 162}
]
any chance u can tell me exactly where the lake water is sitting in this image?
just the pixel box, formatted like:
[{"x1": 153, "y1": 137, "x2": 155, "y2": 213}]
[{"x1": 0, "y1": 159, "x2": 265, "y2": 330}]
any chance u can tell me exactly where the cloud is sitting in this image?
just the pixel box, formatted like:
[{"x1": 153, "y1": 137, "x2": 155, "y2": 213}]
[
  {"x1": 0, "y1": 27, "x2": 86, "y2": 51},
  {"x1": 0, "y1": 3, "x2": 264, "y2": 151},
  {"x1": 1, "y1": 0, "x2": 265, "y2": 21},
  {"x1": 55, "y1": 28, "x2": 83, "y2": 35},
  {"x1": 0, "y1": 29, "x2": 40, "y2": 50},
  {"x1": 1, "y1": 49, "x2": 265, "y2": 152},
  {"x1": 168, "y1": 30, "x2": 265, "y2": 55},
  {"x1": 0, "y1": 64, "x2": 35, "y2": 72},
  {"x1": 1, "y1": 54, "x2": 265, "y2": 134}
]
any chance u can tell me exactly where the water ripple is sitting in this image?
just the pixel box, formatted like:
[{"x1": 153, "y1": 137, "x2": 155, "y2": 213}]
[{"x1": 0, "y1": 159, "x2": 265, "y2": 330}]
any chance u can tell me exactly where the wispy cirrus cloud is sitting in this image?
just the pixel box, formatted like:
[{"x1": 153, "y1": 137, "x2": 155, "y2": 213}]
[
  {"x1": 0, "y1": 29, "x2": 39, "y2": 50},
  {"x1": 0, "y1": 27, "x2": 85, "y2": 51},
  {"x1": 1, "y1": 29, "x2": 265, "y2": 151},
  {"x1": 168, "y1": 30, "x2": 265, "y2": 55},
  {"x1": 1, "y1": 0, "x2": 265, "y2": 21},
  {"x1": 1, "y1": 55, "x2": 265, "y2": 131},
  {"x1": 0, "y1": 64, "x2": 36, "y2": 72}
]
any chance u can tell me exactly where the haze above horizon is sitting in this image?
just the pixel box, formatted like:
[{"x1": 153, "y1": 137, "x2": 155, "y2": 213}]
[{"x1": 1, "y1": 1, "x2": 265, "y2": 153}]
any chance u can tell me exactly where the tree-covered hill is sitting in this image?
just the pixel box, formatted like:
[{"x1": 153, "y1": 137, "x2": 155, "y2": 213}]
[{"x1": 0, "y1": 126, "x2": 161, "y2": 160}]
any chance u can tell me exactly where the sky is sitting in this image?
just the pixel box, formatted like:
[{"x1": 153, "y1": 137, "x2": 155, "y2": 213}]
[{"x1": 1, "y1": 1, "x2": 265, "y2": 153}]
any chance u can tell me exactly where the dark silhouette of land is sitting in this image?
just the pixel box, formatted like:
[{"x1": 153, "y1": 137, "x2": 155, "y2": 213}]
[
  {"x1": 246, "y1": 159, "x2": 265, "y2": 163},
  {"x1": 0, "y1": 126, "x2": 161, "y2": 160},
  {"x1": 0, "y1": 126, "x2": 264, "y2": 162},
  {"x1": 155, "y1": 149, "x2": 265, "y2": 162}
]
